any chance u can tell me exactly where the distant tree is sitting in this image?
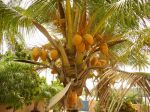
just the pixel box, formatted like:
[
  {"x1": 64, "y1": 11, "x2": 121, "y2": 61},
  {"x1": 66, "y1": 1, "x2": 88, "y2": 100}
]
[{"x1": 0, "y1": 52, "x2": 63, "y2": 111}]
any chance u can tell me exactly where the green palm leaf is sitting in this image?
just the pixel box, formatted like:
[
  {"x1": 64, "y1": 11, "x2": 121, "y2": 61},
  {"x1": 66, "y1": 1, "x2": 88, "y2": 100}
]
[
  {"x1": 0, "y1": 1, "x2": 32, "y2": 32},
  {"x1": 25, "y1": 0, "x2": 57, "y2": 23}
]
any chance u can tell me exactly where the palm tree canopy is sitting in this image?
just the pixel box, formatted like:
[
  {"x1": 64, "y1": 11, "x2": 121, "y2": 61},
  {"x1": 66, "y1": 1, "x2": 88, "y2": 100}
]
[
  {"x1": 0, "y1": 0, "x2": 149, "y2": 57},
  {"x1": 0, "y1": 0, "x2": 150, "y2": 111}
]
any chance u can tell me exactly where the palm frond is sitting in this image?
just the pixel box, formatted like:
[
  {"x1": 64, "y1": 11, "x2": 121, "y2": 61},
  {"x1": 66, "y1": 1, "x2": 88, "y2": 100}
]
[
  {"x1": 25, "y1": 0, "x2": 57, "y2": 23},
  {"x1": 88, "y1": 0, "x2": 150, "y2": 35},
  {"x1": 109, "y1": 28, "x2": 150, "y2": 70},
  {"x1": 116, "y1": 69, "x2": 150, "y2": 81},
  {"x1": 0, "y1": 0, "x2": 35, "y2": 50},
  {"x1": 95, "y1": 68, "x2": 150, "y2": 112},
  {"x1": 0, "y1": 1, "x2": 33, "y2": 33}
]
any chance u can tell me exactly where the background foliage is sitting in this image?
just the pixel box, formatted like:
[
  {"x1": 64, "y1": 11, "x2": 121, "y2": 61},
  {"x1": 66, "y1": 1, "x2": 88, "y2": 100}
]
[{"x1": 0, "y1": 51, "x2": 63, "y2": 109}]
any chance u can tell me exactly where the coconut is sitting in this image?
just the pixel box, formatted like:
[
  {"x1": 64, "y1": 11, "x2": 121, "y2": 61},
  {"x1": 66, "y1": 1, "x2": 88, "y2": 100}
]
[
  {"x1": 50, "y1": 49, "x2": 58, "y2": 60},
  {"x1": 40, "y1": 49, "x2": 47, "y2": 61},
  {"x1": 73, "y1": 34, "x2": 83, "y2": 46},
  {"x1": 84, "y1": 34, "x2": 94, "y2": 45},
  {"x1": 32, "y1": 47, "x2": 41, "y2": 61},
  {"x1": 99, "y1": 43, "x2": 109, "y2": 56}
]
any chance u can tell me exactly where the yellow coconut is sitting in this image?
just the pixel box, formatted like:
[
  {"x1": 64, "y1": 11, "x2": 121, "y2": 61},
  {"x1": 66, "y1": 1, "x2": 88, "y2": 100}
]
[
  {"x1": 84, "y1": 34, "x2": 94, "y2": 45},
  {"x1": 73, "y1": 34, "x2": 83, "y2": 46},
  {"x1": 40, "y1": 49, "x2": 47, "y2": 61},
  {"x1": 99, "y1": 43, "x2": 109, "y2": 56},
  {"x1": 50, "y1": 49, "x2": 58, "y2": 60},
  {"x1": 32, "y1": 47, "x2": 41, "y2": 61}
]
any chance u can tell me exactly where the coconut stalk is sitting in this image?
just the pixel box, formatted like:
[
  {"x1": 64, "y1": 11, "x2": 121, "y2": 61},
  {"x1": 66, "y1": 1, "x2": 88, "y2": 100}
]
[{"x1": 66, "y1": 0, "x2": 73, "y2": 54}]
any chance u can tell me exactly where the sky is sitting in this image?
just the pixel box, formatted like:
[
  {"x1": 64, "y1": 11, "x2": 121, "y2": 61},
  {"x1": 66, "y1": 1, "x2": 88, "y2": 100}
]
[{"x1": 1, "y1": 0, "x2": 150, "y2": 90}]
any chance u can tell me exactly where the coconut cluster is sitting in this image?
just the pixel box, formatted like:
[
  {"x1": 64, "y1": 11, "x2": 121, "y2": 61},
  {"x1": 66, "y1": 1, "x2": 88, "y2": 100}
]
[
  {"x1": 32, "y1": 47, "x2": 58, "y2": 62},
  {"x1": 32, "y1": 47, "x2": 59, "y2": 75},
  {"x1": 73, "y1": 34, "x2": 94, "y2": 53}
]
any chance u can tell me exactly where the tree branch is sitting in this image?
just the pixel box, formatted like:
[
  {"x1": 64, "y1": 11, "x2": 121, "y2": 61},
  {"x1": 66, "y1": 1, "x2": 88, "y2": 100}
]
[{"x1": 14, "y1": 59, "x2": 50, "y2": 67}]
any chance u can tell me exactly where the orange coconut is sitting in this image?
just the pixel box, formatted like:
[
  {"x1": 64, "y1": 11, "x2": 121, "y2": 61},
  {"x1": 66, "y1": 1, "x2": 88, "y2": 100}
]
[
  {"x1": 40, "y1": 49, "x2": 47, "y2": 61},
  {"x1": 84, "y1": 34, "x2": 94, "y2": 45},
  {"x1": 99, "y1": 43, "x2": 109, "y2": 56},
  {"x1": 50, "y1": 49, "x2": 58, "y2": 60},
  {"x1": 32, "y1": 47, "x2": 41, "y2": 61},
  {"x1": 73, "y1": 34, "x2": 83, "y2": 46}
]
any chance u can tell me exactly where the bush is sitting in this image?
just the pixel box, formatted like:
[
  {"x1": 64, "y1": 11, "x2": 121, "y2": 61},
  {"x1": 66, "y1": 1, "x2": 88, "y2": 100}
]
[
  {"x1": 0, "y1": 52, "x2": 63, "y2": 110},
  {"x1": 0, "y1": 61, "x2": 45, "y2": 109}
]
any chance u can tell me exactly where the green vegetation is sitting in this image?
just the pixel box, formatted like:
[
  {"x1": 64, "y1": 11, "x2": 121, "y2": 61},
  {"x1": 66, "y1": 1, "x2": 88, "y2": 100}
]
[{"x1": 0, "y1": 52, "x2": 63, "y2": 110}]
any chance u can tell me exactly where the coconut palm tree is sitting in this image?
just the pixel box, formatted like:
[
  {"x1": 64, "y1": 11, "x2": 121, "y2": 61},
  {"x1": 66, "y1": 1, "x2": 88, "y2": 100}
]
[{"x1": 0, "y1": 0, "x2": 150, "y2": 111}]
